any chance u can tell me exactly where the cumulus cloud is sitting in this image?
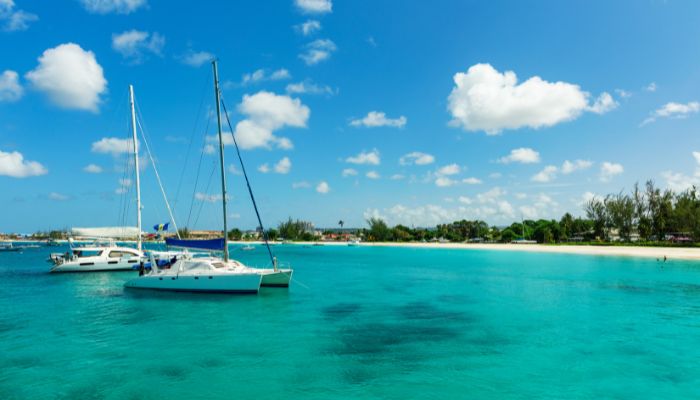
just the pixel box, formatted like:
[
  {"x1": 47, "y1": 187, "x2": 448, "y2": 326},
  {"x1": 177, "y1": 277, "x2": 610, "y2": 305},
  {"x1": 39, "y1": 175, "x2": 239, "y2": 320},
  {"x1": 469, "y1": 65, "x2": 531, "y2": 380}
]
[
  {"x1": 0, "y1": 149, "x2": 47, "y2": 178},
  {"x1": 341, "y1": 168, "x2": 357, "y2": 177},
  {"x1": 258, "y1": 163, "x2": 270, "y2": 173},
  {"x1": 350, "y1": 111, "x2": 407, "y2": 128},
  {"x1": 399, "y1": 151, "x2": 434, "y2": 166},
  {"x1": 437, "y1": 163, "x2": 460, "y2": 176},
  {"x1": 295, "y1": 0, "x2": 332, "y2": 14},
  {"x1": 390, "y1": 174, "x2": 405, "y2": 180},
  {"x1": 83, "y1": 164, "x2": 103, "y2": 173},
  {"x1": 299, "y1": 39, "x2": 336, "y2": 65},
  {"x1": 462, "y1": 177, "x2": 482, "y2": 184},
  {"x1": 112, "y1": 30, "x2": 165, "y2": 63},
  {"x1": 316, "y1": 181, "x2": 330, "y2": 194},
  {"x1": 498, "y1": 148, "x2": 540, "y2": 164},
  {"x1": 274, "y1": 157, "x2": 291, "y2": 174},
  {"x1": 366, "y1": 170, "x2": 380, "y2": 179},
  {"x1": 660, "y1": 152, "x2": 700, "y2": 192},
  {"x1": 91, "y1": 137, "x2": 136, "y2": 156},
  {"x1": 295, "y1": 19, "x2": 321, "y2": 36},
  {"x1": 231, "y1": 91, "x2": 310, "y2": 150},
  {"x1": 0, "y1": 70, "x2": 23, "y2": 102},
  {"x1": 241, "y1": 68, "x2": 291, "y2": 85},
  {"x1": 435, "y1": 177, "x2": 457, "y2": 187},
  {"x1": 447, "y1": 63, "x2": 614, "y2": 134},
  {"x1": 0, "y1": 0, "x2": 37, "y2": 31},
  {"x1": 642, "y1": 101, "x2": 700, "y2": 125},
  {"x1": 561, "y1": 159, "x2": 593, "y2": 174},
  {"x1": 346, "y1": 149, "x2": 380, "y2": 165},
  {"x1": 600, "y1": 161, "x2": 623, "y2": 182},
  {"x1": 645, "y1": 82, "x2": 657, "y2": 92},
  {"x1": 531, "y1": 165, "x2": 558, "y2": 183},
  {"x1": 26, "y1": 43, "x2": 107, "y2": 112},
  {"x1": 180, "y1": 50, "x2": 213, "y2": 67},
  {"x1": 80, "y1": 0, "x2": 147, "y2": 14},
  {"x1": 587, "y1": 92, "x2": 618, "y2": 114},
  {"x1": 286, "y1": 80, "x2": 335, "y2": 96}
]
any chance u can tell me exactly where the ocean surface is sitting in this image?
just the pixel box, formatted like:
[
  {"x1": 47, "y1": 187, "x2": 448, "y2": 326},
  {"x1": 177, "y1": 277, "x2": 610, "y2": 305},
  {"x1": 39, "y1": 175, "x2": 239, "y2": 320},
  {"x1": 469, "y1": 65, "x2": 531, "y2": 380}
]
[{"x1": 1, "y1": 244, "x2": 700, "y2": 399}]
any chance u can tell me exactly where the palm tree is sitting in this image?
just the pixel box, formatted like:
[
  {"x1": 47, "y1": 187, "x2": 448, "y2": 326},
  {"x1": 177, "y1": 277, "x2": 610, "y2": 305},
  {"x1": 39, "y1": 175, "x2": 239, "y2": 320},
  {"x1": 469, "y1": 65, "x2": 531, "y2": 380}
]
[{"x1": 338, "y1": 220, "x2": 344, "y2": 230}]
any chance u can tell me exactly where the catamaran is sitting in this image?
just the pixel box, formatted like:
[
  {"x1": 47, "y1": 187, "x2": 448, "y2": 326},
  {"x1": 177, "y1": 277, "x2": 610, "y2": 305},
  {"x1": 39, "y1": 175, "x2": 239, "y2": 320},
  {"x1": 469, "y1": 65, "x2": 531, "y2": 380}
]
[
  {"x1": 125, "y1": 60, "x2": 292, "y2": 293},
  {"x1": 50, "y1": 86, "x2": 148, "y2": 273}
]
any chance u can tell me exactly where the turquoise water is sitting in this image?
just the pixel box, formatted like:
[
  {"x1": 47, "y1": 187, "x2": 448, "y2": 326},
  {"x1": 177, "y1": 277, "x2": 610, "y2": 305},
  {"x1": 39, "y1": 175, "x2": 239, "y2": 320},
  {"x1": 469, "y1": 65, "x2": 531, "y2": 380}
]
[{"x1": 2, "y1": 244, "x2": 700, "y2": 399}]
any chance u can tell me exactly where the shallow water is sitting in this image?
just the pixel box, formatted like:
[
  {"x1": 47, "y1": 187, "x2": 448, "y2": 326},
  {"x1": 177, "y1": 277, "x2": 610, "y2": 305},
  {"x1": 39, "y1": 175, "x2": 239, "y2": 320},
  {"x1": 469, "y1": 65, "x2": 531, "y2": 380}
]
[{"x1": 1, "y1": 244, "x2": 700, "y2": 399}]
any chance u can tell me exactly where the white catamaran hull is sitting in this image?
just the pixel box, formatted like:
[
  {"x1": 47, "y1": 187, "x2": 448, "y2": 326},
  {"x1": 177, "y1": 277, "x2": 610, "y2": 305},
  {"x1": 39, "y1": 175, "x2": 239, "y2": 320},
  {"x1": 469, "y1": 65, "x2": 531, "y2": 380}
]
[
  {"x1": 259, "y1": 269, "x2": 293, "y2": 287},
  {"x1": 125, "y1": 272, "x2": 262, "y2": 293},
  {"x1": 51, "y1": 260, "x2": 138, "y2": 273}
]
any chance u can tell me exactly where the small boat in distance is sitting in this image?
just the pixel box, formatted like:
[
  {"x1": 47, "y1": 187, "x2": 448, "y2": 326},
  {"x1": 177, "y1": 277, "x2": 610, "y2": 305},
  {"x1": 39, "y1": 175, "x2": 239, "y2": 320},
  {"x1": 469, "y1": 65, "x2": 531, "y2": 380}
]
[
  {"x1": 241, "y1": 244, "x2": 255, "y2": 251},
  {"x1": 347, "y1": 239, "x2": 361, "y2": 246},
  {"x1": 0, "y1": 243, "x2": 21, "y2": 252}
]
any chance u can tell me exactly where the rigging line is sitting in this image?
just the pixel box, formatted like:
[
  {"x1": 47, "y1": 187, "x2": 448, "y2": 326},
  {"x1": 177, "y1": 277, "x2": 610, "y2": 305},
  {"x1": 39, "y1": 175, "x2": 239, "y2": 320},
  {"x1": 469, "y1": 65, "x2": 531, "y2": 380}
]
[
  {"x1": 185, "y1": 113, "x2": 212, "y2": 228},
  {"x1": 134, "y1": 102, "x2": 181, "y2": 239},
  {"x1": 192, "y1": 161, "x2": 217, "y2": 230},
  {"x1": 172, "y1": 72, "x2": 211, "y2": 213},
  {"x1": 219, "y1": 96, "x2": 275, "y2": 267}
]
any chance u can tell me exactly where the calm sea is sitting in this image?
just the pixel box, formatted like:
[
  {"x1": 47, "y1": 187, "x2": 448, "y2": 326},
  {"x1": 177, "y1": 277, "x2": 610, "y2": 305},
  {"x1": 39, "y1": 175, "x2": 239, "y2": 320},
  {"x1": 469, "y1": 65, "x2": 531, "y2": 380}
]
[{"x1": 1, "y1": 244, "x2": 700, "y2": 399}]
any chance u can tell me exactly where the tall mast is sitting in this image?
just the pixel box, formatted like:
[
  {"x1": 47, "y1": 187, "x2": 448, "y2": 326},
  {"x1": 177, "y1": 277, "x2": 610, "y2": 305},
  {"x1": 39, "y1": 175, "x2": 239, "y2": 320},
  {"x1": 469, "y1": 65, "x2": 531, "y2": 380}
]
[
  {"x1": 212, "y1": 60, "x2": 229, "y2": 261},
  {"x1": 129, "y1": 85, "x2": 142, "y2": 252}
]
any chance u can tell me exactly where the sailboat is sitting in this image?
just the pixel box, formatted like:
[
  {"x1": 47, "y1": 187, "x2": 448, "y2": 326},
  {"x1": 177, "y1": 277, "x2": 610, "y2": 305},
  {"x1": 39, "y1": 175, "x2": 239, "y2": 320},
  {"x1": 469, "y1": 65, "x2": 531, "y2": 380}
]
[
  {"x1": 125, "y1": 60, "x2": 290, "y2": 293},
  {"x1": 50, "y1": 86, "x2": 147, "y2": 273}
]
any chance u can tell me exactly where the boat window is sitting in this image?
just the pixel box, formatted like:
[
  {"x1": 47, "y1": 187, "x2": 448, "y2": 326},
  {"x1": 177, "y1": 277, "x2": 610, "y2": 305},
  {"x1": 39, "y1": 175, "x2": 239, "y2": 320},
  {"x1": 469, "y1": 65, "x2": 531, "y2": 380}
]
[
  {"x1": 75, "y1": 250, "x2": 103, "y2": 257},
  {"x1": 108, "y1": 251, "x2": 125, "y2": 258}
]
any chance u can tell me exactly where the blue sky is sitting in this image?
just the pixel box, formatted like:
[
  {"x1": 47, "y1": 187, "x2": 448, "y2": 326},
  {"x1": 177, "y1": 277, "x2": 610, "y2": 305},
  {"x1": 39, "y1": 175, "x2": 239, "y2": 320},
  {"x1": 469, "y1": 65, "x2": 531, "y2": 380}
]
[{"x1": 1, "y1": 0, "x2": 700, "y2": 233}]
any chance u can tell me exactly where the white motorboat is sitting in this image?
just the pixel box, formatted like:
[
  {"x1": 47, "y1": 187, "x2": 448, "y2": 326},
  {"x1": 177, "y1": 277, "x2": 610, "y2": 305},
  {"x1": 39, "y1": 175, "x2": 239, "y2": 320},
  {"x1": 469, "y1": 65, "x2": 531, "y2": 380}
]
[
  {"x1": 50, "y1": 240, "x2": 143, "y2": 272},
  {"x1": 241, "y1": 244, "x2": 255, "y2": 251},
  {"x1": 347, "y1": 239, "x2": 361, "y2": 246},
  {"x1": 125, "y1": 61, "x2": 292, "y2": 293}
]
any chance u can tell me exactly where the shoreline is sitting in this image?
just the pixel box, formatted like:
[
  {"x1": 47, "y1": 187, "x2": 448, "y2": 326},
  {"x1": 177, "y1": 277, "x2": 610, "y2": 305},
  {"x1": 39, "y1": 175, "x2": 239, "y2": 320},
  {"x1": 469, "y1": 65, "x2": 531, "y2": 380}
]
[{"x1": 5, "y1": 239, "x2": 700, "y2": 261}]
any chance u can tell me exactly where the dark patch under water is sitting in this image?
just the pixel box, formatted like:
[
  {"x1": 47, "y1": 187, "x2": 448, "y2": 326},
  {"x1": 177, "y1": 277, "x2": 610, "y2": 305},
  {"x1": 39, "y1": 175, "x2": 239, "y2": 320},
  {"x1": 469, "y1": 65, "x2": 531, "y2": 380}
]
[{"x1": 322, "y1": 303, "x2": 363, "y2": 320}]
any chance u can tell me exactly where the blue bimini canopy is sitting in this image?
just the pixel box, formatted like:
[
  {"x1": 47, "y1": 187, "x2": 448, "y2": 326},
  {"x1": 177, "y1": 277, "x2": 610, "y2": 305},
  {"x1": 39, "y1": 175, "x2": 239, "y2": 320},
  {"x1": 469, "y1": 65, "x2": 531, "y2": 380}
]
[{"x1": 165, "y1": 237, "x2": 225, "y2": 251}]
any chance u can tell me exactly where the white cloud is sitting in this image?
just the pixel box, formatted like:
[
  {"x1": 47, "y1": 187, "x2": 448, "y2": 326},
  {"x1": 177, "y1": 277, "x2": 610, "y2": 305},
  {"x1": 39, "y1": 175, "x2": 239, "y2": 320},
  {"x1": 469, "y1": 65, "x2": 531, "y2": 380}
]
[
  {"x1": 0, "y1": 0, "x2": 37, "y2": 32},
  {"x1": 295, "y1": 19, "x2": 321, "y2": 36},
  {"x1": 91, "y1": 137, "x2": 135, "y2": 156},
  {"x1": 458, "y1": 196, "x2": 472, "y2": 205},
  {"x1": 316, "y1": 181, "x2": 330, "y2": 194},
  {"x1": 579, "y1": 191, "x2": 600, "y2": 206},
  {"x1": 587, "y1": 92, "x2": 618, "y2": 114},
  {"x1": 646, "y1": 82, "x2": 657, "y2": 92},
  {"x1": 498, "y1": 147, "x2": 540, "y2": 164},
  {"x1": 195, "y1": 192, "x2": 225, "y2": 203},
  {"x1": 435, "y1": 176, "x2": 457, "y2": 187},
  {"x1": 515, "y1": 192, "x2": 527, "y2": 199},
  {"x1": 437, "y1": 163, "x2": 460, "y2": 176},
  {"x1": 0, "y1": 70, "x2": 22, "y2": 102},
  {"x1": 48, "y1": 192, "x2": 69, "y2": 201},
  {"x1": 292, "y1": 181, "x2": 311, "y2": 189},
  {"x1": 0, "y1": 149, "x2": 47, "y2": 178},
  {"x1": 660, "y1": 152, "x2": 700, "y2": 192},
  {"x1": 258, "y1": 163, "x2": 270, "y2": 173},
  {"x1": 561, "y1": 159, "x2": 593, "y2": 174},
  {"x1": 228, "y1": 164, "x2": 242, "y2": 175},
  {"x1": 26, "y1": 43, "x2": 107, "y2": 112},
  {"x1": 295, "y1": 0, "x2": 332, "y2": 14},
  {"x1": 600, "y1": 161, "x2": 623, "y2": 182},
  {"x1": 615, "y1": 89, "x2": 632, "y2": 99},
  {"x1": 83, "y1": 164, "x2": 103, "y2": 173},
  {"x1": 399, "y1": 151, "x2": 434, "y2": 166},
  {"x1": 285, "y1": 80, "x2": 335, "y2": 96},
  {"x1": 180, "y1": 50, "x2": 213, "y2": 67},
  {"x1": 112, "y1": 30, "x2": 165, "y2": 63},
  {"x1": 642, "y1": 101, "x2": 700, "y2": 125},
  {"x1": 462, "y1": 177, "x2": 482, "y2": 184},
  {"x1": 80, "y1": 0, "x2": 147, "y2": 14},
  {"x1": 346, "y1": 149, "x2": 380, "y2": 165},
  {"x1": 366, "y1": 170, "x2": 380, "y2": 179},
  {"x1": 531, "y1": 165, "x2": 558, "y2": 183},
  {"x1": 203, "y1": 144, "x2": 216, "y2": 155},
  {"x1": 390, "y1": 174, "x2": 405, "y2": 180},
  {"x1": 242, "y1": 68, "x2": 291, "y2": 85},
  {"x1": 350, "y1": 111, "x2": 407, "y2": 128},
  {"x1": 476, "y1": 187, "x2": 505, "y2": 204},
  {"x1": 274, "y1": 157, "x2": 291, "y2": 174},
  {"x1": 299, "y1": 39, "x2": 336, "y2": 65},
  {"x1": 232, "y1": 91, "x2": 310, "y2": 150},
  {"x1": 341, "y1": 168, "x2": 358, "y2": 177},
  {"x1": 119, "y1": 178, "x2": 132, "y2": 187},
  {"x1": 447, "y1": 63, "x2": 612, "y2": 134}
]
